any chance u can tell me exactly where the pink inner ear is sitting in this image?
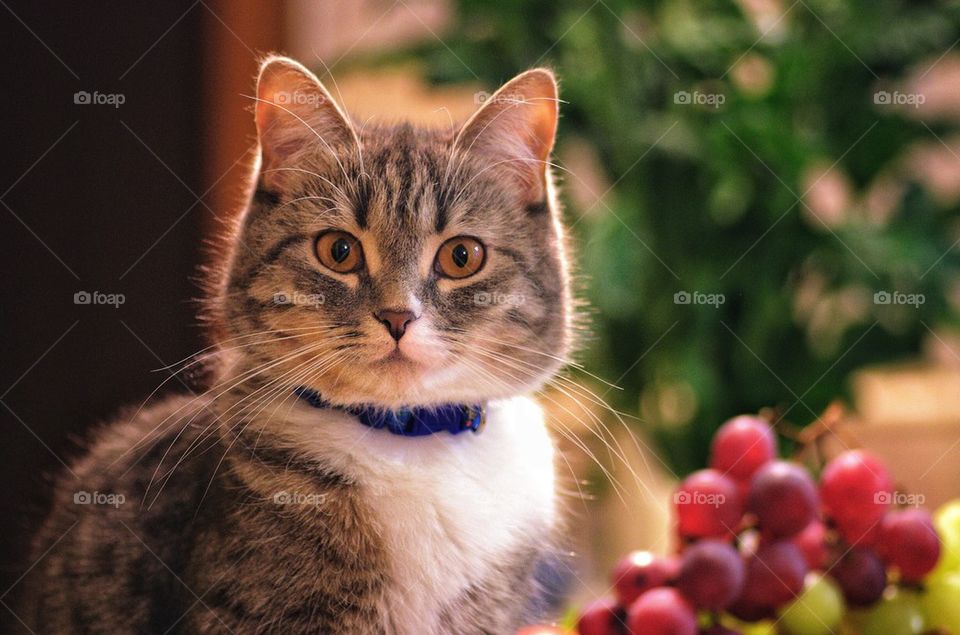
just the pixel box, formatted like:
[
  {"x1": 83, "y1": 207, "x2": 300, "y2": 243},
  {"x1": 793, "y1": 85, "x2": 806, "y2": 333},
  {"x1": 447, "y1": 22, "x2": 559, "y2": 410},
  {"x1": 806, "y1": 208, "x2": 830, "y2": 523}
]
[
  {"x1": 457, "y1": 71, "x2": 559, "y2": 205},
  {"x1": 254, "y1": 59, "x2": 357, "y2": 189}
]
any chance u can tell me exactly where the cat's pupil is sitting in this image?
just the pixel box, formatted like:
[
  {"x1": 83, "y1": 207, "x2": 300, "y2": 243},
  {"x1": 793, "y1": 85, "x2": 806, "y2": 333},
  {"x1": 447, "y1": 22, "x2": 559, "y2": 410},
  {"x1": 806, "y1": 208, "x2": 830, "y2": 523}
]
[
  {"x1": 331, "y1": 239, "x2": 351, "y2": 263},
  {"x1": 452, "y1": 244, "x2": 469, "y2": 268}
]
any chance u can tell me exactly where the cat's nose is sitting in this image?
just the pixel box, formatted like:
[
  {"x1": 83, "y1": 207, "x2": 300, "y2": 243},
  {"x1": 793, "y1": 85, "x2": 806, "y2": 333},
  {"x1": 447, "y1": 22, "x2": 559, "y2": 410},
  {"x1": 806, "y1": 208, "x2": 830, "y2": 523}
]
[{"x1": 375, "y1": 309, "x2": 419, "y2": 341}]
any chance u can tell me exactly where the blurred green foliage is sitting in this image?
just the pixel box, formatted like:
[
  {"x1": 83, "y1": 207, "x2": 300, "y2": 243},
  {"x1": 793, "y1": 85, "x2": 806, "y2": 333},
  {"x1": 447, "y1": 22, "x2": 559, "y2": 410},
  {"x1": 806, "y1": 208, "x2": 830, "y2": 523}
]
[{"x1": 404, "y1": 0, "x2": 960, "y2": 472}]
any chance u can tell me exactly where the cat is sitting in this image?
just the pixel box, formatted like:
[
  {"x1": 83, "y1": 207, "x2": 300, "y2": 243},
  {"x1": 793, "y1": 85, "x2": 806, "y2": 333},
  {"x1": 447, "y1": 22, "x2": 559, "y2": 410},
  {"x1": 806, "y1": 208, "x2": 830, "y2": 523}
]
[{"x1": 18, "y1": 55, "x2": 573, "y2": 634}]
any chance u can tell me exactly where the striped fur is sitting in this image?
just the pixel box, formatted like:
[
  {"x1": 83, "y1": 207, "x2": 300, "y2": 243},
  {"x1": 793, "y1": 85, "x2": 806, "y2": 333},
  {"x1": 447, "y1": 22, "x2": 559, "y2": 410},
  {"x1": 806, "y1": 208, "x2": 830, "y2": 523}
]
[{"x1": 20, "y1": 56, "x2": 572, "y2": 634}]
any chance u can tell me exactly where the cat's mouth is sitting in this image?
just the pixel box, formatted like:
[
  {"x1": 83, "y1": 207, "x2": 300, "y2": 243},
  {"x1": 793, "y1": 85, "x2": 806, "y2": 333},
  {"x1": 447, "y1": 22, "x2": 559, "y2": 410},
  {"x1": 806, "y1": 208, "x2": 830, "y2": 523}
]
[
  {"x1": 380, "y1": 348, "x2": 414, "y2": 364},
  {"x1": 368, "y1": 346, "x2": 428, "y2": 371}
]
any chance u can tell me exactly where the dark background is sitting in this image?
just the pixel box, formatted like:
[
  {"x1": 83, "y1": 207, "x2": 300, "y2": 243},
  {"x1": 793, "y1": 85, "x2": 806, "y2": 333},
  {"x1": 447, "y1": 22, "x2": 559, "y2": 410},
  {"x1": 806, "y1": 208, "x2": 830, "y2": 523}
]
[{"x1": 0, "y1": 2, "x2": 206, "y2": 619}]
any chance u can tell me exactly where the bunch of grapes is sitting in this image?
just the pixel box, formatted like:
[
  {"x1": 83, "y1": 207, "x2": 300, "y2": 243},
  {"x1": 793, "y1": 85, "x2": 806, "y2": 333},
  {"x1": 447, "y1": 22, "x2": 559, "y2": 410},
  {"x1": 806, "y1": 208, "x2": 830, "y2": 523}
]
[{"x1": 521, "y1": 414, "x2": 960, "y2": 635}]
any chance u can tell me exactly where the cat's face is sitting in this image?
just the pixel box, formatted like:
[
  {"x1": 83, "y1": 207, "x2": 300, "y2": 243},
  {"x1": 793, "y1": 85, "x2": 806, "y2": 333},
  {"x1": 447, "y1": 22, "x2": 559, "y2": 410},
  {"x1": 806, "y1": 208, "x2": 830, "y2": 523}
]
[{"x1": 217, "y1": 57, "x2": 570, "y2": 409}]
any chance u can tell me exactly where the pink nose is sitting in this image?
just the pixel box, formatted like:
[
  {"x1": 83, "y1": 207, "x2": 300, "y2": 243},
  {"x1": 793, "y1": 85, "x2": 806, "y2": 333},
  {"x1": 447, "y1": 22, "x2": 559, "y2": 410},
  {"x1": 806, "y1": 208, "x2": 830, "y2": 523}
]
[{"x1": 375, "y1": 309, "x2": 418, "y2": 341}]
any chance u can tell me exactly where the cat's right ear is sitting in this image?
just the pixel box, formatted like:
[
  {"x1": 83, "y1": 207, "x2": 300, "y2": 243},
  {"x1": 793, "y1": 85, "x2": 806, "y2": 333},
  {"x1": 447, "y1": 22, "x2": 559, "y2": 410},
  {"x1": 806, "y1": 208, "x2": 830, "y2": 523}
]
[{"x1": 254, "y1": 56, "x2": 358, "y2": 191}]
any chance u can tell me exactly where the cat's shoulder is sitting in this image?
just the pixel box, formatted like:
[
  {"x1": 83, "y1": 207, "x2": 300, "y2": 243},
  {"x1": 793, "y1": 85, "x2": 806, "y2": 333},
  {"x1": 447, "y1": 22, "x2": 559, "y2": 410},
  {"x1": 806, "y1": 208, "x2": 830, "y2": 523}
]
[{"x1": 69, "y1": 392, "x2": 215, "y2": 480}]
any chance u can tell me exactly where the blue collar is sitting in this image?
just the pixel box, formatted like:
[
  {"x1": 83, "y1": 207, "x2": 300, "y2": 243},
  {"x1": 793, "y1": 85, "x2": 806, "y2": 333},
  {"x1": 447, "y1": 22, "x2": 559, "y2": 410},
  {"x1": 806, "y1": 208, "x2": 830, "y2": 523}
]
[{"x1": 293, "y1": 386, "x2": 485, "y2": 437}]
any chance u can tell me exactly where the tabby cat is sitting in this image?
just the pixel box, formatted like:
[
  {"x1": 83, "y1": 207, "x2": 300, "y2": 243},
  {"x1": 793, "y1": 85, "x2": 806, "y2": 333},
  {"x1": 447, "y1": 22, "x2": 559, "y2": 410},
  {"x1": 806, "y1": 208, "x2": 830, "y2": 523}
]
[{"x1": 19, "y1": 55, "x2": 573, "y2": 634}]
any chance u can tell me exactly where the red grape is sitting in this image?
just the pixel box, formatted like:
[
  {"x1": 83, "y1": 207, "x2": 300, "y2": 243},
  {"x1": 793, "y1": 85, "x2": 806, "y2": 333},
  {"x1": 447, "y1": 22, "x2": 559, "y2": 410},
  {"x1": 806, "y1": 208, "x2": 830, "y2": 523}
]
[
  {"x1": 738, "y1": 541, "x2": 807, "y2": 609},
  {"x1": 710, "y1": 415, "x2": 777, "y2": 482},
  {"x1": 626, "y1": 588, "x2": 697, "y2": 635},
  {"x1": 674, "y1": 469, "x2": 743, "y2": 539},
  {"x1": 677, "y1": 540, "x2": 745, "y2": 611},
  {"x1": 829, "y1": 546, "x2": 887, "y2": 607},
  {"x1": 611, "y1": 551, "x2": 677, "y2": 607},
  {"x1": 820, "y1": 450, "x2": 892, "y2": 526},
  {"x1": 727, "y1": 595, "x2": 775, "y2": 622},
  {"x1": 791, "y1": 520, "x2": 829, "y2": 570},
  {"x1": 577, "y1": 597, "x2": 625, "y2": 635},
  {"x1": 877, "y1": 509, "x2": 941, "y2": 582},
  {"x1": 747, "y1": 461, "x2": 819, "y2": 538},
  {"x1": 834, "y1": 512, "x2": 881, "y2": 547}
]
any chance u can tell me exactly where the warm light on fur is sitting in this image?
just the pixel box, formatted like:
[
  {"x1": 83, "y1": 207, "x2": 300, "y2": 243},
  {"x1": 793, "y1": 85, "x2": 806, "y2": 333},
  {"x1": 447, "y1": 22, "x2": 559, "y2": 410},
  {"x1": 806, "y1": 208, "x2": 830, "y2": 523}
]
[{"x1": 22, "y1": 55, "x2": 575, "y2": 634}]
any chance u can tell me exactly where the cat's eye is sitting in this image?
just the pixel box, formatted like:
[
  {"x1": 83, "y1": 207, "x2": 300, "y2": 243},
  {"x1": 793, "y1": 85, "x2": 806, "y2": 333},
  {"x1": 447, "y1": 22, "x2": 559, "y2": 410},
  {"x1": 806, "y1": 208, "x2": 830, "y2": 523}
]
[
  {"x1": 434, "y1": 236, "x2": 485, "y2": 279},
  {"x1": 315, "y1": 230, "x2": 364, "y2": 273}
]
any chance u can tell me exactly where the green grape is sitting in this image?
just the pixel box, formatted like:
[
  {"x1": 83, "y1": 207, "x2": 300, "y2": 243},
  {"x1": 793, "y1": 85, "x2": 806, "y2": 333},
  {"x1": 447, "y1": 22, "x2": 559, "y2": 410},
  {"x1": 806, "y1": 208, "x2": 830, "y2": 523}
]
[
  {"x1": 921, "y1": 572, "x2": 960, "y2": 634},
  {"x1": 724, "y1": 619, "x2": 775, "y2": 635},
  {"x1": 862, "y1": 588, "x2": 924, "y2": 635},
  {"x1": 842, "y1": 609, "x2": 868, "y2": 634},
  {"x1": 930, "y1": 500, "x2": 960, "y2": 579},
  {"x1": 778, "y1": 574, "x2": 844, "y2": 635}
]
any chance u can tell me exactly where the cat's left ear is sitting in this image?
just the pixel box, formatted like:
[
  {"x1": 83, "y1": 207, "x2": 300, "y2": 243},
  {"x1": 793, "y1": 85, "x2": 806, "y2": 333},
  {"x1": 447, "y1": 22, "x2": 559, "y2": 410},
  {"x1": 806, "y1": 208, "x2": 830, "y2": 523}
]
[
  {"x1": 254, "y1": 55, "x2": 359, "y2": 190},
  {"x1": 455, "y1": 69, "x2": 559, "y2": 206}
]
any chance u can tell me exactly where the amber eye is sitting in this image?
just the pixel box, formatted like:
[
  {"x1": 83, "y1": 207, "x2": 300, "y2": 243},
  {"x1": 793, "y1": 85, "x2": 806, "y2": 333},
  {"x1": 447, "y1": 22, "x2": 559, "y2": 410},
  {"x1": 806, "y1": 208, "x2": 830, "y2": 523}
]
[
  {"x1": 315, "y1": 231, "x2": 364, "y2": 273},
  {"x1": 434, "y1": 236, "x2": 485, "y2": 279}
]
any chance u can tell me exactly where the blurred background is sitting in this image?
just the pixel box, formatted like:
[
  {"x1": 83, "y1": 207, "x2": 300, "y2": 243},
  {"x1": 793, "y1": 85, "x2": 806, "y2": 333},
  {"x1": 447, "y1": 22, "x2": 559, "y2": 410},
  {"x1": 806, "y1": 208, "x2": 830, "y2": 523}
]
[{"x1": 2, "y1": 0, "x2": 960, "y2": 623}]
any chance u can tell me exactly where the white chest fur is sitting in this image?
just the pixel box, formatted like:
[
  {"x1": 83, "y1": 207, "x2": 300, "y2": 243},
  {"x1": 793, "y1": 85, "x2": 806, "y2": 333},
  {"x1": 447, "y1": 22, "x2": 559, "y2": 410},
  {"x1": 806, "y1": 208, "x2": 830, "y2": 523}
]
[{"x1": 282, "y1": 396, "x2": 557, "y2": 634}]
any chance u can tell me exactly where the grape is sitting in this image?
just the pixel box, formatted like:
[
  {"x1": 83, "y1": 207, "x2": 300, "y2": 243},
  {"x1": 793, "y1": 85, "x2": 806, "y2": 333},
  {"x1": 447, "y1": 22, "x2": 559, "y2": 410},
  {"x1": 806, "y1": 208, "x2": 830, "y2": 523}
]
[
  {"x1": 921, "y1": 572, "x2": 960, "y2": 633},
  {"x1": 819, "y1": 450, "x2": 892, "y2": 526},
  {"x1": 829, "y1": 547, "x2": 886, "y2": 607},
  {"x1": 777, "y1": 574, "x2": 844, "y2": 635},
  {"x1": 727, "y1": 597, "x2": 776, "y2": 622},
  {"x1": 611, "y1": 551, "x2": 677, "y2": 607},
  {"x1": 709, "y1": 415, "x2": 777, "y2": 482},
  {"x1": 929, "y1": 499, "x2": 960, "y2": 579},
  {"x1": 738, "y1": 542, "x2": 807, "y2": 609},
  {"x1": 699, "y1": 626, "x2": 741, "y2": 634},
  {"x1": 626, "y1": 588, "x2": 697, "y2": 635},
  {"x1": 577, "y1": 597, "x2": 625, "y2": 635},
  {"x1": 747, "y1": 461, "x2": 818, "y2": 538},
  {"x1": 734, "y1": 623, "x2": 776, "y2": 635},
  {"x1": 791, "y1": 521, "x2": 829, "y2": 570},
  {"x1": 674, "y1": 469, "x2": 743, "y2": 540},
  {"x1": 861, "y1": 588, "x2": 924, "y2": 635},
  {"x1": 833, "y1": 512, "x2": 881, "y2": 548},
  {"x1": 727, "y1": 596, "x2": 775, "y2": 623},
  {"x1": 677, "y1": 540, "x2": 745, "y2": 611},
  {"x1": 877, "y1": 509, "x2": 941, "y2": 582}
]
